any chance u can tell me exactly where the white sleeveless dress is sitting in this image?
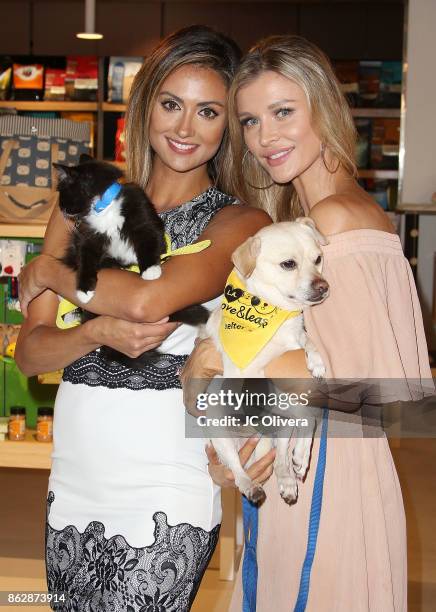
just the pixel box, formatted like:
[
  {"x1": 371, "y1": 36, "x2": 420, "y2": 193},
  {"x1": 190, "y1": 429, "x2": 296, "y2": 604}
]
[{"x1": 45, "y1": 187, "x2": 235, "y2": 612}]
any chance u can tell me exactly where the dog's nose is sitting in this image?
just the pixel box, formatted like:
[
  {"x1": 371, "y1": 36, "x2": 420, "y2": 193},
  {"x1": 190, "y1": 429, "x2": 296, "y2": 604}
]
[{"x1": 311, "y1": 278, "x2": 329, "y2": 298}]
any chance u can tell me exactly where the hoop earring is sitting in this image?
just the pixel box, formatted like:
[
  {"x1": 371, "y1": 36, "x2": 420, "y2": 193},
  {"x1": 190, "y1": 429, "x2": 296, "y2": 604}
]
[
  {"x1": 242, "y1": 149, "x2": 275, "y2": 190},
  {"x1": 320, "y1": 143, "x2": 340, "y2": 174}
]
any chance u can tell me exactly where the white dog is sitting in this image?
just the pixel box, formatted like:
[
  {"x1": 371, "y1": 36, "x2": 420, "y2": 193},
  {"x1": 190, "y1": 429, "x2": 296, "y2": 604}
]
[{"x1": 203, "y1": 218, "x2": 329, "y2": 504}]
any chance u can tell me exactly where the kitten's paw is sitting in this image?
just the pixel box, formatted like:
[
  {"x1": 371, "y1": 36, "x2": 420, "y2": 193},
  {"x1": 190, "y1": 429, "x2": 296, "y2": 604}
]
[
  {"x1": 306, "y1": 350, "x2": 326, "y2": 379},
  {"x1": 77, "y1": 289, "x2": 95, "y2": 304},
  {"x1": 141, "y1": 265, "x2": 162, "y2": 280}
]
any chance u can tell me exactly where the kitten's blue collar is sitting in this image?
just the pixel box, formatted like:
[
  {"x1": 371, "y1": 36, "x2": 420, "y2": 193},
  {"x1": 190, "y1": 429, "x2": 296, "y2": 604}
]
[{"x1": 93, "y1": 182, "x2": 122, "y2": 214}]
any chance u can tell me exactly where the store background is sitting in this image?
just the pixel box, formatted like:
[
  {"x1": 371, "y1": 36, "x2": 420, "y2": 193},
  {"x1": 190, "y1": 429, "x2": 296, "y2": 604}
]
[{"x1": 0, "y1": 0, "x2": 435, "y2": 611}]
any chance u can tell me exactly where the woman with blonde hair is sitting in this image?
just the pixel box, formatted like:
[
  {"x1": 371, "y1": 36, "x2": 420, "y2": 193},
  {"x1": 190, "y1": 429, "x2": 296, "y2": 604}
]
[
  {"x1": 15, "y1": 26, "x2": 273, "y2": 611},
  {"x1": 183, "y1": 35, "x2": 431, "y2": 611}
]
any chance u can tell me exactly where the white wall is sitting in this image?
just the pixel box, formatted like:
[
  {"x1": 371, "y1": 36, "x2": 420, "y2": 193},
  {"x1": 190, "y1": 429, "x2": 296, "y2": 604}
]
[{"x1": 401, "y1": 0, "x2": 436, "y2": 348}]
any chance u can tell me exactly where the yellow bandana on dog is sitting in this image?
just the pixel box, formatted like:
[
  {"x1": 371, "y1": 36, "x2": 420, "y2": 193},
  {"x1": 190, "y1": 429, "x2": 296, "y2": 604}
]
[
  {"x1": 219, "y1": 269, "x2": 301, "y2": 370},
  {"x1": 56, "y1": 234, "x2": 211, "y2": 330}
]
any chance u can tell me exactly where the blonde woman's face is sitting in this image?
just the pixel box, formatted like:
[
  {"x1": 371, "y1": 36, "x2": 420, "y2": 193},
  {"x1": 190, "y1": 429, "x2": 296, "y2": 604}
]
[
  {"x1": 236, "y1": 71, "x2": 322, "y2": 184},
  {"x1": 149, "y1": 64, "x2": 228, "y2": 174}
]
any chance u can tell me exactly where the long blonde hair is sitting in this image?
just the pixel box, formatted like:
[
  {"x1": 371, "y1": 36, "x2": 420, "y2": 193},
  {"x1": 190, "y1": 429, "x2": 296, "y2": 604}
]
[
  {"x1": 125, "y1": 25, "x2": 241, "y2": 190},
  {"x1": 226, "y1": 35, "x2": 357, "y2": 221}
]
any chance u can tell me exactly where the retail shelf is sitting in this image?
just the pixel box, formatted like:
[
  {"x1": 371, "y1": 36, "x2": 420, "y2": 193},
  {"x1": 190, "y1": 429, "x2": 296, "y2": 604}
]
[
  {"x1": 0, "y1": 430, "x2": 52, "y2": 469},
  {"x1": 358, "y1": 169, "x2": 399, "y2": 179},
  {"x1": 102, "y1": 102, "x2": 127, "y2": 112},
  {"x1": 0, "y1": 223, "x2": 46, "y2": 238},
  {"x1": 351, "y1": 108, "x2": 401, "y2": 118},
  {"x1": 396, "y1": 203, "x2": 436, "y2": 214},
  {"x1": 0, "y1": 100, "x2": 98, "y2": 112}
]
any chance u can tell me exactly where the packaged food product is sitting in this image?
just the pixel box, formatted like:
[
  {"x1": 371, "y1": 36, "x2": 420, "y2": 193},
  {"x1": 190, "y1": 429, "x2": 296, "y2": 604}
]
[
  {"x1": 36, "y1": 407, "x2": 54, "y2": 442},
  {"x1": 0, "y1": 64, "x2": 12, "y2": 101},
  {"x1": 65, "y1": 56, "x2": 98, "y2": 101},
  {"x1": 380, "y1": 61, "x2": 402, "y2": 108},
  {"x1": 12, "y1": 64, "x2": 44, "y2": 101},
  {"x1": 370, "y1": 118, "x2": 400, "y2": 169},
  {"x1": 8, "y1": 406, "x2": 26, "y2": 441},
  {"x1": 108, "y1": 57, "x2": 142, "y2": 103},
  {"x1": 358, "y1": 61, "x2": 381, "y2": 107},
  {"x1": 334, "y1": 60, "x2": 359, "y2": 107},
  {"x1": 115, "y1": 117, "x2": 126, "y2": 162},
  {"x1": 44, "y1": 68, "x2": 66, "y2": 101}
]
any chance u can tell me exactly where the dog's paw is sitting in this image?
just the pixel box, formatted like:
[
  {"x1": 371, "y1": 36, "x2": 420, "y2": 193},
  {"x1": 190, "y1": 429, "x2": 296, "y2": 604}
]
[
  {"x1": 141, "y1": 265, "x2": 162, "y2": 280},
  {"x1": 77, "y1": 289, "x2": 95, "y2": 304},
  {"x1": 306, "y1": 350, "x2": 326, "y2": 379},
  {"x1": 292, "y1": 451, "x2": 310, "y2": 481},
  {"x1": 278, "y1": 476, "x2": 298, "y2": 505},
  {"x1": 246, "y1": 484, "x2": 266, "y2": 505},
  {"x1": 292, "y1": 437, "x2": 312, "y2": 480}
]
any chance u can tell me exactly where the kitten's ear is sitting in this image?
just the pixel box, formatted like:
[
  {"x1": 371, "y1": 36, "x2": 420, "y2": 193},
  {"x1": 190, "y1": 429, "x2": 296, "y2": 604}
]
[
  {"x1": 52, "y1": 163, "x2": 72, "y2": 184},
  {"x1": 79, "y1": 153, "x2": 93, "y2": 164}
]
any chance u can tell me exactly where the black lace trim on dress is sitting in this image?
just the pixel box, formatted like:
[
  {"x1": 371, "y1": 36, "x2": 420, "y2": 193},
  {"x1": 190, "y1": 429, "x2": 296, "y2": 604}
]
[
  {"x1": 62, "y1": 351, "x2": 187, "y2": 391},
  {"x1": 62, "y1": 187, "x2": 236, "y2": 391},
  {"x1": 45, "y1": 491, "x2": 220, "y2": 612}
]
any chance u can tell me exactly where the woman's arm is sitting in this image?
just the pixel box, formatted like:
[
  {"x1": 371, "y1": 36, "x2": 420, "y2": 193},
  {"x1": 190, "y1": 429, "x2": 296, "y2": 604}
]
[
  {"x1": 15, "y1": 287, "x2": 178, "y2": 377},
  {"x1": 19, "y1": 204, "x2": 272, "y2": 322},
  {"x1": 15, "y1": 289, "x2": 101, "y2": 376}
]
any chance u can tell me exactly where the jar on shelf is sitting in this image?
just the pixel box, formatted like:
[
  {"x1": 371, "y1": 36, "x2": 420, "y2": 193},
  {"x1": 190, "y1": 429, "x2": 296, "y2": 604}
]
[
  {"x1": 8, "y1": 406, "x2": 26, "y2": 441},
  {"x1": 36, "y1": 407, "x2": 53, "y2": 443}
]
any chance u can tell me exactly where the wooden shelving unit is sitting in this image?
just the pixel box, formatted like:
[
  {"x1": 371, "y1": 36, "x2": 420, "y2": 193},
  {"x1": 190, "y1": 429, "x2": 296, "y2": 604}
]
[
  {"x1": 358, "y1": 169, "x2": 399, "y2": 179},
  {"x1": 351, "y1": 108, "x2": 401, "y2": 118},
  {"x1": 0, "y1": 100, "x2": 98, "y2": 112},
  {"x1": 0, "y1": 224, "x2": 46, "y2": 238},
  {"x1": 0, "y1": 430, "x2": 52, "y2": 470},
  {"x1": 102, "y1": 102, "x2": 126, "y2": 113}
]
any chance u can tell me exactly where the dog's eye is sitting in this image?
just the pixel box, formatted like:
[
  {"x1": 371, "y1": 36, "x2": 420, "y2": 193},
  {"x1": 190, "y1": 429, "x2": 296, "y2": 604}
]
[
  {"x1": 315, "y1": 255, "x2": 322, "y2": 265},
  {"x1": 280, "y1": 259, "x2": 297, "y2": 271}
]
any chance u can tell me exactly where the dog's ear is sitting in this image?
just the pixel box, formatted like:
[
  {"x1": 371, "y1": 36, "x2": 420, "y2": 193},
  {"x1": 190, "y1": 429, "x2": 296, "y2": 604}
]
[
  {"x1": 231, "y1": 236, "x2": 261, "y2": 278},
  {"x1": 295, "y1": 217, "x2": 329, "y2": 246}
]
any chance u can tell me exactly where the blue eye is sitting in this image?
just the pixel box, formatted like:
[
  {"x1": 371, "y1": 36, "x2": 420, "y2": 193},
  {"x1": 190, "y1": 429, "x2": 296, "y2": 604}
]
[
  {"x1": 241, "y1": 116, "x2": 258, "y2": 128},
  {"x1": 276, "y1": 107, "x2": 294, "y2": 119}
]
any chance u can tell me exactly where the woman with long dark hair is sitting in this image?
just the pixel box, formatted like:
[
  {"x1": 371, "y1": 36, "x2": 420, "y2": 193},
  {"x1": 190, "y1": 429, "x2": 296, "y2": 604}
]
[{"x1": 15, "y1": 26, "x2": 272, "y2": 611}]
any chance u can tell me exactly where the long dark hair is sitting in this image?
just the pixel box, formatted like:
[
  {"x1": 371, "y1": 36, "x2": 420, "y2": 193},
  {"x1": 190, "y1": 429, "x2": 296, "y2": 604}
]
[{"x1": 125, "y1": 25, "x2": 241, "y2": 190}]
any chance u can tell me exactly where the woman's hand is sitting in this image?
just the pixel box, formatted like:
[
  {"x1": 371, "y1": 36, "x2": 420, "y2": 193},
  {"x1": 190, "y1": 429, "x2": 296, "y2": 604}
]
[
  {"x1": 87, "y1": 315, "x2": 179, "y2": 357},
  {"x1": 206, "y1": 438, "x2": 276, "y2": 488},
  {"x1": 180, "y1": 337, "x2": 223, "y2": 416},
  {"x1": 18, "y1": 254, "x2": 56, "y2": 318}
]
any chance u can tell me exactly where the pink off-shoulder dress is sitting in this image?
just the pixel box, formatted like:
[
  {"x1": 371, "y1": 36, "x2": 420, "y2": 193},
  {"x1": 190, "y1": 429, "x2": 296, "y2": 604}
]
[{"x1": 229, "y1": 229, "x2": 432, "y2": 612}]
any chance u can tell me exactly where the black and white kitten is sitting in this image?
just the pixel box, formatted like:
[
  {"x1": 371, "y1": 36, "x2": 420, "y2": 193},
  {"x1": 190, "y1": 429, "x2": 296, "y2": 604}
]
[{"x1": 54, "y1": 154, "x2": 208, "y2": 367}]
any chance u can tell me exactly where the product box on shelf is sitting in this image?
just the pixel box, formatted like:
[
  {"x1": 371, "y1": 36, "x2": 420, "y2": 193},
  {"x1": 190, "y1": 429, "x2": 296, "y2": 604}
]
[
  {"x1": 12, "y1": 64, "x2": 44, "y2": 101},
  {"x1": 44, "y1": 68, "x2": 66, "y2": 101},
  {"x1": 65, "y1": 56, "x2": 98, "y2": 101},
  {"x1": 370, "y1": 118, "x2": 400, "y2": 170},
  {"x1": 108, "y1": 57, "x2": 142, "y2": 104},
  {"x1": 334, "y1": 60, "x2": 359, "y2": 107}
]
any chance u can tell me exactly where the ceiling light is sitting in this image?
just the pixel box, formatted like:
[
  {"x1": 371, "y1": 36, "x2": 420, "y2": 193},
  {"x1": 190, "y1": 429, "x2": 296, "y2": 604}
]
[{"x1": 76, "y1": 0, "x2": 103, "y2": 40}]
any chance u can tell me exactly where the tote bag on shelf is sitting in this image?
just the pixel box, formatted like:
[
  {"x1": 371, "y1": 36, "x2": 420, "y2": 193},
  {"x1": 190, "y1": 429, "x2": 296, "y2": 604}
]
[{"x1": 0, "y1": 115, "x2": 91, "y2": 225}]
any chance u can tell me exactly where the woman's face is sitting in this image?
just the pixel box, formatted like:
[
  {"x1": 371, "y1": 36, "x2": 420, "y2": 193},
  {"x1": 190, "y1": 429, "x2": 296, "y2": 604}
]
[
  {"x1": 149, "y1": 64, "x2": 228, "y2": 174},
  {"x1": 236, "y1": 71, "x2": 322, "y2": 184}
]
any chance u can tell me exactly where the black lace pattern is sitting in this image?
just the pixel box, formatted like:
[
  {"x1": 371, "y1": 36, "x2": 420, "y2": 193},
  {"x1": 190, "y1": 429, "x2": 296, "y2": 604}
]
[
  {"x1": 62, "y1": 187, "x2": 235, "y2": 391},
  {"x1": 45, "y1": 491, "x2": 220, "y2": 612}
]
